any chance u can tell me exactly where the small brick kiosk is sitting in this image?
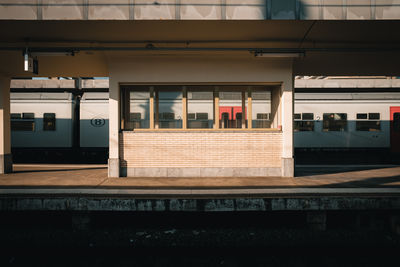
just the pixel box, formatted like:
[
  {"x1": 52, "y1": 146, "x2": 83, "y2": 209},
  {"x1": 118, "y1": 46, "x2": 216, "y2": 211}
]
[{"x1": 107, "y1": 54, "x2": 294, "y2": 178}]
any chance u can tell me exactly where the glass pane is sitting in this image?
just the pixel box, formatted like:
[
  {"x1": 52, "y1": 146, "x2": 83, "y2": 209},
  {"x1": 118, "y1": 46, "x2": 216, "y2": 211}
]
[
  {"x1": 129, "y1": 91, "x2": 150, "y2": 129},
  {"x1": 323, "y1": 113, "x2": 347, "y2": 132},
  {"x1": 157, "y1": 90, "x2": 182, "y2": 129},
  {"x1": 295, "y1": 121, "x2": 314, "y2": 131},
  {"x1": 188, "y1": 90, "x2": 213, "y2": 129},
  {"x1": 357, "y1": 113, "x2": 367, "y2": 119},
  {"x1": 302, "y1": 113, "x2": 313, "y2": 120},
  {"x1": 11, "y1": 121, "x2": 35, "y2": 131},
  {"x1": 43, "y1": 113, "x2": 56, "y2": 131},
  {"x1": 11, "y1": 113, "x2": 21, "y2": 120},
  {"x1": 294, "y1": 113, "x2": 301, "y2": 120},
  {"x1": 356, "y1": 121, "x2": 381, "y2": 131},
  {"x1": 369, "y1": 113, "x2": 380, "y2": 120},
  {"x1": 219, "y1": 90, "x2": 247, "y2": 129},
  {"x1": 23, "y1": 113, "x2": 34, "y2": 119},
  {"x1": 252, "y1": 90, "x2": 271, "y2": 128}
]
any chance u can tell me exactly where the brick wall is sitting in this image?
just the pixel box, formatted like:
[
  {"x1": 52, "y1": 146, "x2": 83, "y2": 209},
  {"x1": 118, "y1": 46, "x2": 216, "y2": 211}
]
[{"x1": 120, "y1": 131, "x2": 282, "y2": 172}]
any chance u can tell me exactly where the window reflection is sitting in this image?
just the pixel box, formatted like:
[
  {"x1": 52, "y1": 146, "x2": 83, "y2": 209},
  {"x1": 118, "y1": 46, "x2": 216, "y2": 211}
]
[
  {"x1": 157, "y1": 90, "x2": 182, "y2": 129},
  {"x1": 121, "y1": 85, "x2": 275, "y2": 130},
  {"x1": 252, "y1": 90, "x2": 271, "y2": 128},
  {"x1": 128, "y1": 91, "x2": 150, "y2": 129},
  {"x1": 323, "y1": 113, "x2": 347, "y2": 132},
  {"x1": 187, "y1": 89, "x2": 213, "y2": 129},
  {"x1": 219, "y1": 90, "x2": 247, "y2": 129}
]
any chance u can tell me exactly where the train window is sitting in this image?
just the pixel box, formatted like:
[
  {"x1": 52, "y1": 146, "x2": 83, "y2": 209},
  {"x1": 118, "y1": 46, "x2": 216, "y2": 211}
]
[
  {"x1": 294, "y1": 113, "x2": 314, "y2": 131},
  {"x1": 294, "y1": 121, "x2": 314, "y2": 131},
  {"x1": 302, "y1": 113, "x2": 314, "y2": 120},
  {"x1": 23, "y1": 113, "x2": 34, "y2": 120},
  {"x1": 294, "y1": 113, "x2": 301, "y2": 120},
  {"x1": 160, "y1": 112, "x2": 175, "y2": 120},
  {"x1": 357, "y1": 113, "x2": 367, "y2": 119},
  {"x1": 187, "y1": 89, "x2": 213, "y2": 129},
  {"x1": 11, "y1": 113, "x2": 35, "y2": 131},
  {"x1": 10, "y1": 113, "x2": 21, "y2": 119},
  {"x1": 356, "y1": 112, "x2": 381, "y2": 131},
  {"x1": 11, "y1": 121, "x2": 35, "y2": 131},
  {"x1": 356, "y1": 121, "x2": 381, "y2": 131},
  {"x1": 369, "y1": 113, "x2": 380, "y2": 120},
  {"x1": 196, "y1": 113, "x2": 208, "y2": 120},
  {"x1": 257, "y1": 113, "x2": 270, "y2": 120},
  {"x1": 323, "y1": 113, "x2": 347, "y2": 132},
  {"x1": 43, "y1": 113, "x2": 56, "y2": 131}
]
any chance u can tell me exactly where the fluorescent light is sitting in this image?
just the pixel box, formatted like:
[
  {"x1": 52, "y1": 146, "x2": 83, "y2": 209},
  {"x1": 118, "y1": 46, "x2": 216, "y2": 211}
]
[
  {"x1": 30, "y1": 51, "x2": 75, "y2": 57},
  {"x1": 254, "y1": 52, "x2": 304, "y2": 58}
]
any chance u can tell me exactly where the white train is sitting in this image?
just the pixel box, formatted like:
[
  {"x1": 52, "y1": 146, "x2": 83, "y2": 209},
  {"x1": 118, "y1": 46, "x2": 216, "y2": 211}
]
[
  {"x1": 9, "y1": 88, "x2": 400, "y2": 163},
  {"x1": 10, "y1": 91, "x2": 109, "y2": 163},
  {"x1": 294, "y1": 89, "x2": 400, "y2": 164},
  {"x1": 294, "y1": 91, "x2": 400, "y2": 150}
]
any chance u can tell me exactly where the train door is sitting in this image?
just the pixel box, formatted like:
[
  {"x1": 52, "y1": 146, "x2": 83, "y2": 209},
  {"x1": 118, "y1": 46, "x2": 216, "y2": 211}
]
[
  {"x1": 233, "y1": 107, "x2": 246, "y2": 128},
  {"x1": 219, "y1": 107, "x2": 232, "y2": 128},
  {"x1": 390, "y1": 107, "x2": 400, "y2": 153},
  {"x1": 219, "y1": 106, "x2": 247, "y2": 128}
]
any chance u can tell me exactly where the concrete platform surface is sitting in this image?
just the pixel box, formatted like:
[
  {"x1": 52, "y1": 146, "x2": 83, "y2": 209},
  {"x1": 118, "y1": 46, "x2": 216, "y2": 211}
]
[
  {"x1": 0, "y1": 164, "x2": 399, "y2": 190},
  {"x1": 1, "y1": 165, "x2": 400, "y2": 212}
]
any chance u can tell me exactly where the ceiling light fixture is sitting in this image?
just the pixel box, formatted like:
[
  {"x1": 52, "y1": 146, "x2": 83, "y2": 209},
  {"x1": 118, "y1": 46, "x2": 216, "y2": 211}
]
[{"x1": 254, "y1": 52, "x2": 305, "y2": 58}]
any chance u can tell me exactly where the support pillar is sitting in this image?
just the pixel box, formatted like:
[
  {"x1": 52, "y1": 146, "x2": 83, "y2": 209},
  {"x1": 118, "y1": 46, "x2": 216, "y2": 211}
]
[
  {"x1": 108, "y1": 77, "x2": 120, "y2": 177},
  {"x1": 281, "y1": 76, "x2": 294, "y2": 177},
  {"x1": 0, "y1": 76, "x2": 12, "y2": 174}
]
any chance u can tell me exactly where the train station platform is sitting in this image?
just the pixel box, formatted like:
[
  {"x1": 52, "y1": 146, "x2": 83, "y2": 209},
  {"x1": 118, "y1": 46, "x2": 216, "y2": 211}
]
[
  {"x1": 1, "y1": 164, "x2": 400, "y2": 216},
  {"x1": 0, "y1": 164, "x2": 400, "y2": 190}
]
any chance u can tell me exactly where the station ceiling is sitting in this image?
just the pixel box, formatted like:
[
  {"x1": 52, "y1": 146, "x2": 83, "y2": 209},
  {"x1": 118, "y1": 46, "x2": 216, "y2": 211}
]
[
  {"x1": 0, "y1": 20, "x2": 399, "y2": 46},
  {"x1": 0, "y1": 20, "x2": 400, "y2": 77}
]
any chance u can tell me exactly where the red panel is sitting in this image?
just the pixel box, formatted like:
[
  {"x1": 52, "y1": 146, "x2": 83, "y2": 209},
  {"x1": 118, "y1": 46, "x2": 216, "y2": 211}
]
[
  {"x1": 233, "y1": 107, "x2": 247, "y2": 120},
  {"x1": 390, "y1": 107, "x2": 400, "y2": 153},
  {"x1": 219, "y1": 107, "x2": 232, "y2": 120}
]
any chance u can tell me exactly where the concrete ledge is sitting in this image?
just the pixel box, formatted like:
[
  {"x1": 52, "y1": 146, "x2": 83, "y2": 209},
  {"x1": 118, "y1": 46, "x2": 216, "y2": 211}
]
[
  {"x1": 108, "y1": 158, "x2": 120, "y2": 177},
  {"x1": 1, "y1": 190, "x2": 400, "y2": 212},
  {"x1": 2, "y1": 188, "x2": 400, "y2": 197},
  {"x1": 0, "y1": 154, "x2": 12, "y2": 174},
  {"x1": 123, "y1": 167, "x2": 282, "y2": 177},
  {"x1": 282, "y1": 157, "x2": 294, "y2": 177}
]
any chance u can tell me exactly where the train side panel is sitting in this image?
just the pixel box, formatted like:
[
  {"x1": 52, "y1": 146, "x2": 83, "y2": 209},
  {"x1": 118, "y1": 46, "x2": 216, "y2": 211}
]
[
  {"x1": 80, "y1": 93, "x2": 109, "y2": 148},
  {"x1": 10, "y1": 93, "x2": 74, "y2": 148},
  {"x1": 294, "y1": 98, "x2": 396, "y2": 149}
]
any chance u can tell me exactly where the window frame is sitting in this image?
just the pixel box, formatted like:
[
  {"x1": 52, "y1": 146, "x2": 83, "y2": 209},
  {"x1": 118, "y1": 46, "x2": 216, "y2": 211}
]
[
  {"x1": 356, "y1": 112, "x2": 381, "y2": 132},
  {"x1": 43, "y1": 113, "x2": 56, "y2": 131},
  {"x1": 120, "y1": 84, "x2": 279, "y2": 131},
  {"x1": 11, "y1": 112, "x2": 35, "y2": 131},
  {"x1": 294, "y1": 113, "x2": 315, "y2": 132},
  {"x1": 322, "y1": 113, "x2": 348, "y2": 132}
]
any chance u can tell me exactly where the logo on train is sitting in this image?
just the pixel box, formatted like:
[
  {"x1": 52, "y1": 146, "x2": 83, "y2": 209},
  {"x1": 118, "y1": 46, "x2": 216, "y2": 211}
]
[{"x1": 91, "y1": 118, "x2": 106, "y2": 127}]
